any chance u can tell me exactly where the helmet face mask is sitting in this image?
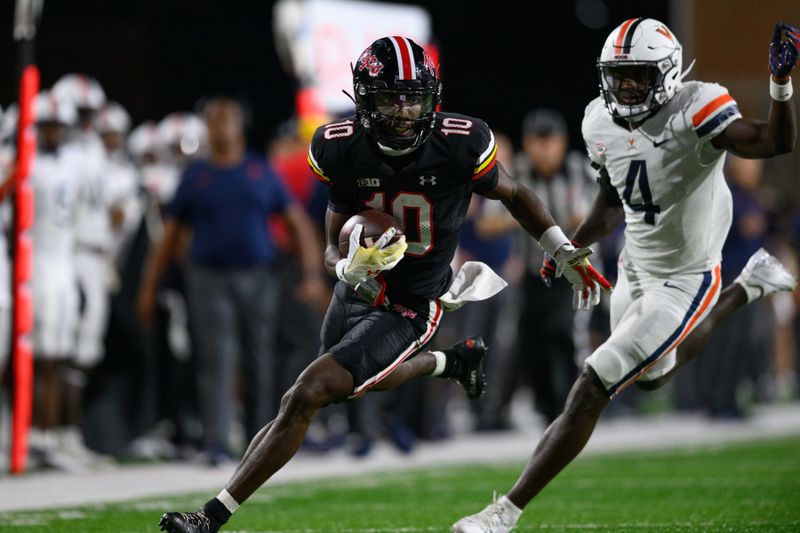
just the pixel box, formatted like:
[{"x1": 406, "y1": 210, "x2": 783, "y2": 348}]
[
  {"x1": 598, "y1": 19, "x2": 684, "y2": 122},
  {"x1": 353, "y1": 37, "x2": 441, "y2": 150}
]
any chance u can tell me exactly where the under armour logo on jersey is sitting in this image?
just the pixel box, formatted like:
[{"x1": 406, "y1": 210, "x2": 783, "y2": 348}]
[
  {"x1": 419, "y1": 175, "x2": 437, "y2": 186},
  {"x1": 627, "y1": 138, "x2": 636, "y2": 148}
]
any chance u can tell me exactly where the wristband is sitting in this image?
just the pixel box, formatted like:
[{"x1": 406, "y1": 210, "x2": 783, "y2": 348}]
[
  {"x1": 770, "y1": 76, "x2": 793, "y2": 102},
  {"x1": 335, "y1": 258, "x2": 348, "y2": 281},
  {"x1": 538, "y1": 225, "x2": 571, "y2": 258}
]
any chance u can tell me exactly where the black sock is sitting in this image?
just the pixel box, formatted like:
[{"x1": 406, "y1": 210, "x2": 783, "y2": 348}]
[
  {"x1": 441, "y1": 348, "x2": 464, "y2": 379},
  {"x1": 203, "y1": 498, "x2": 231, "y2": 525}
]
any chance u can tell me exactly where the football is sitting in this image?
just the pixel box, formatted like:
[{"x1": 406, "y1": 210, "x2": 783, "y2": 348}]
[{"x1": 339, "y1": 209, "x2": 404, "y2": 257}]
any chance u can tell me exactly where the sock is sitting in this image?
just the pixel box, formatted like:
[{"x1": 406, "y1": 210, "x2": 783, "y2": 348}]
[
  {"x1": 734, "y1": 279, "x2": 761, "y2": 304},
  {"x1": 438, "y1": 347, "x2": 463, "y2": 379},
  {"x1": 203, "y1": 490, "x2": 238, "y2": 525},
  {"x1": 430, "y1": 351, "x2": 447, "y2": 377},
  {"x1": 498, "y1": 495, "x2": 523, "y2": 521}
]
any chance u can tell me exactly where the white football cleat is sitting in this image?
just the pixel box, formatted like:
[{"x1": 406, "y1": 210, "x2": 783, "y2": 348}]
[
  {"x1": 452, "y1": 495, "x2": 521, "y2": 533},
  {"x1": 734, "y1": 248, "x2": 797, "y2": 303}
]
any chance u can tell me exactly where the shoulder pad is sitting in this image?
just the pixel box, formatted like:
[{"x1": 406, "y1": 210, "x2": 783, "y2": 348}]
[
  {"x1": 581, "y1": 98, "x2": 609, "y2": 167},
  {"x1": 681, "y1": 82, "x2": 741, "y2": 138},
  {"x1": 435, "y1": 113, "x2": 497, "y2": 179},
  {"x1": 308, "y1": 118, "x2": 358, "y2": 184}
]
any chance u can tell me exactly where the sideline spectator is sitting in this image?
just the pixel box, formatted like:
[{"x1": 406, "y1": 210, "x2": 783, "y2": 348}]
[
  {"x1": 501, "y1": 108, "x2": 595, "y2": 425},
  {"x1": 137, "y1": 97, "x2": 325, "y2": 464}
]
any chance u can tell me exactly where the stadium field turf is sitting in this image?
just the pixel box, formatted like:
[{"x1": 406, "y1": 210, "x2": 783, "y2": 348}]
[{"x1": 2, "y1": 436, "x2": 799, "y2": 532}]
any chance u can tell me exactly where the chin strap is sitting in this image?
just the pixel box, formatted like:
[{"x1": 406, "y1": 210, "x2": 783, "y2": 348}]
[
  {"x1": 376, "y1": 141, "x2": 419, "y2": 156},
  {"x1": 342, "y1": 89, "x2": 357, "y2": 105}
]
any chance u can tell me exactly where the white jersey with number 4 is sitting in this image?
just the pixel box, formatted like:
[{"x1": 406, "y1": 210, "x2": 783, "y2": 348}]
[{"x1": 582, "y1": 81, "x2": 742, "y2": 275}]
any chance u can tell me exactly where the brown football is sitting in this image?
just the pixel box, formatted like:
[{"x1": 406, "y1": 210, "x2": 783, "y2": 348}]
[{"x1": 339, "y1": 209, "x2": 404, "y2": 257}]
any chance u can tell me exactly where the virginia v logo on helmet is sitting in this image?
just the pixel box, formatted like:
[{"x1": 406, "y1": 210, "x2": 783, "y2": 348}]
[
  {"x1": 352, "y1": 36, "x2": 442, "y2": 151},
  {"x1": 598, "y1": 18, "x2": 694, "y2": 122}
]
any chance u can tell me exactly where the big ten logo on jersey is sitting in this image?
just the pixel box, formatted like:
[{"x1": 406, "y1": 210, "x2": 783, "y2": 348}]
[
  {"x1": 323, "y1": 120, "x2": 354, "y2": 140},
  {"x1": 357, "y1": 49, "x2": 384, "y2": 77},
  {"x1": 357, "y1": 177, "x2": 381, "y2": 188},
  {"x1": 440, "y1": 117, "x2": 472, "y2": 136}
]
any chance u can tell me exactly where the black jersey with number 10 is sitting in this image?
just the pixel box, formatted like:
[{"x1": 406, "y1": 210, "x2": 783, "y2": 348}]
[{"x1": 309, "y1": 112, "x2": 499, "y2": 302}]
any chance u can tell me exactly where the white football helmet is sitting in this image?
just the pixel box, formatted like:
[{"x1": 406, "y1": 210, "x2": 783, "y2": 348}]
[
  {"x1": 128, "y1": 120, "x2": 161, "y2": 160},
  {"x1": 52, "y1": 73, "x2": 106, "y2": 111},
  {"x1": 157, "y1": 112, "x2": 207, "y2": 158},
  {"x1": 35, "y1": 90, "x2": 77, "y2": 125},
  {"x1": 96, "y1": 102, "x2": 132, "y2": 134},
  {"x1": 598, "y1": 18, "x2": 689, "y2": 122}
]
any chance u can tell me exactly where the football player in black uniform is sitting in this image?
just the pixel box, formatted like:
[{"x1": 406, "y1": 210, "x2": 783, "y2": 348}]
[{"x1": 159, "y1": 36, "x2": 609, "y2": 533}]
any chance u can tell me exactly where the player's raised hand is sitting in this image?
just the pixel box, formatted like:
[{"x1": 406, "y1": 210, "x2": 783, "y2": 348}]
[
  {"x1": 769, "y1": 22, "x2": 800, "y2": 79},
  {"x1": 554, "y1": 245, "x2": 612, "y2": 310},
  {"x1": 336, "y1": 224, "x2": 408, "y2": 286}
]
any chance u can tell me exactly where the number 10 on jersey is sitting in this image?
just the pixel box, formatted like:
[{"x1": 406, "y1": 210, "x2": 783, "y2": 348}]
[{"x1": 364, "y1": 192, "x2": 433, "y2": 256}]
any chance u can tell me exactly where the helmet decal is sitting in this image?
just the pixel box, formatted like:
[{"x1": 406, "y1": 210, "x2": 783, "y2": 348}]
[
  {"x1": 423, "y1": 51, "x2": 436, "y2": 75},
  {"x1": 388, "y1": 36, "x2": 416, "y2": 80},
  {"x1": 357, "y1": 49, "x2": 385, "y2": 77},
  {"x1": 614, "y1": 18, "x2": 643, "y2": 56},
  {"x1": 656, "y1": 25, "x2": 674, "y2": 42}
]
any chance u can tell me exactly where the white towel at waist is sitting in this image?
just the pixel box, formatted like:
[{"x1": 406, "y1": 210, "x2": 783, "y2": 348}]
[{"x1": 439, "y1": 261, "x2": 508, "y2": 311}]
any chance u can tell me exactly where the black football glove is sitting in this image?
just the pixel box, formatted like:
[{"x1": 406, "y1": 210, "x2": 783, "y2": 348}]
[{"x1": 769, "y1": 22, "x2": 800, "y2": 79}]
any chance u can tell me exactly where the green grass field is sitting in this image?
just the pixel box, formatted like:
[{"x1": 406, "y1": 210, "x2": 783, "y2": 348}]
[{"x1": 3, "y1": 436, "x2": 799, "y2": 532}]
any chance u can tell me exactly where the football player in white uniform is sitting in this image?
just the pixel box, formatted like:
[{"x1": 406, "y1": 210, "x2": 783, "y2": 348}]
[
  {"x1": 454, "y1": 19, "x2": 798, "y2": 532},
  {"x1": 28, "y1": 92, "x2": 85, "y2": 468},
  {"x1": 97, "y1": 102, "x2": 142, "y2": 285},
  {"x1": 0, "y1": 105, "x2": 11, "y2": 374},
  {"x1": 52, "y1": 73, "x2": 114, "y2": 464}
]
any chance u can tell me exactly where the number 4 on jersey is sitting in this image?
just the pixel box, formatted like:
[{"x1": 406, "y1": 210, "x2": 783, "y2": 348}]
[{"x1": 622, "y1": 160, "x2": 661, "y2": 225}]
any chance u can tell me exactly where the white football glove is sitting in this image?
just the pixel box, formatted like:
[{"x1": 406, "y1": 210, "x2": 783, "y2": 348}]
[
  {"x1": 554, "y1": 244, "x2": 613, "y2": 310},
  {"x1": 335, "y1": 224, "x2": 407, "y2": 287}
]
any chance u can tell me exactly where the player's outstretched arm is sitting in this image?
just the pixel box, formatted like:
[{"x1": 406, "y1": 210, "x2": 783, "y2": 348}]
[
  {"x1": 483, "y1": 163, "x2": 612, "y2": 309},
  {"x1": 481, "y1": 162, "x2": 556, "y2": 241},
  {"x1": 712, "y1": 23, "x2": 798, "y2": 158},
  {"x1": 571, "y1": 168, "x2": 625, "y2": 247}
]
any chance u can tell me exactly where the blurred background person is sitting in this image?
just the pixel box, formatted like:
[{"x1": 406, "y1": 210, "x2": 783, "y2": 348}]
[
  {"x1": 0, "y1": 105, "x2": 13, "y2": 384},
  {"x1": 675, "y1": 155, "x2": 775, "y2": 418},
  {"x1": 450, "y1": 130, "x2": 520, "y2": 431},
  {"x1": 498, "y1": 108, "x2": 596, "y2": 426},
  {"x1": 138, "y1": 96, "x2": 325, "y2": 465},
  {"x1": 96, "y1": 102, "x2": 143, "y2": 265},
  {"x1": 267, "y1": 117, "x2": 330, "y2": 403},
  {"x1": 51, "y1": 74, "x2": 114, "y2": 463},
  {"x1": 28, "y1": 92, "x2": 84, "y2": 470},
  {"x1": 80, "y1": 102, "x2": 147, "y2": 456}
]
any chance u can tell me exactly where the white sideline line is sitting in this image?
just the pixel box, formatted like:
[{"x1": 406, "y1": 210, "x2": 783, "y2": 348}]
[{"x1": 1, "y1": 404, "x2": 799, "y2": 513}]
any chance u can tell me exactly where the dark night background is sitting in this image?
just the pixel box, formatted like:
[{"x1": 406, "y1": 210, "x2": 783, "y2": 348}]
[{"x1": 0, "y1": 0, "x2": 669, "y2": 149}]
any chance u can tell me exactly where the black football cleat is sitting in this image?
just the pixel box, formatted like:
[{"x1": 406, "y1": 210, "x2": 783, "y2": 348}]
[
  {"x1": 450, "y1": 336, "x2": 488, "y2": 400},
  {"x1": 159, "y1": 511, "x2": 220, "y2": 533}
]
